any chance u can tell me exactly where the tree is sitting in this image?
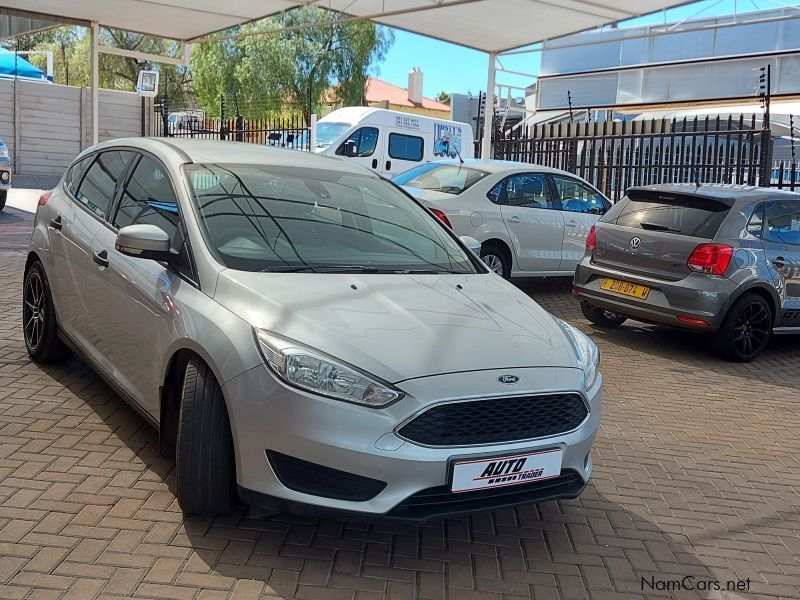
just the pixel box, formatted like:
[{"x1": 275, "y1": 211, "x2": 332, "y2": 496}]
[
  {"x1": 436, "y1": 91, "x2": 451, "y2": 105},
  {"x1": 191, "y1": 7, "x2": 393, "y2": 121}
]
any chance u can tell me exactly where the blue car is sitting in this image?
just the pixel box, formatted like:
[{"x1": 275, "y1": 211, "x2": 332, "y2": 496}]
[{"x1": 0, "y1": 137, "x2": 10, "y2": 211}]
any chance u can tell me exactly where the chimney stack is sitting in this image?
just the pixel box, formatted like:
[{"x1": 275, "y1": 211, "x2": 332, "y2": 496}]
[{"x1": 407, "y1": 67, "x2": 423, "y2": 104}]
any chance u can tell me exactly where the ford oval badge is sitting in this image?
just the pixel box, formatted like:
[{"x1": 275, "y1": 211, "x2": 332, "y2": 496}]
[{"x1": 498, "y1": 374, "x2": 519, "y2": 384}]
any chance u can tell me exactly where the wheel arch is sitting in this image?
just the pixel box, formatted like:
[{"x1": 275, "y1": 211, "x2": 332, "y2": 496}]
[
  {"x1": 725, "y1": 283, "x2": 779, "y2": 326},
  {"x1": 481, "y1": 238, "x2": 513, "y2": 265}
]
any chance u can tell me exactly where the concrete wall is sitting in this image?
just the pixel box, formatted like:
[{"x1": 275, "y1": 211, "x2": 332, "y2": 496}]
[{"x1": 0, "y1": 78, "x2": 151, "y2": 176}]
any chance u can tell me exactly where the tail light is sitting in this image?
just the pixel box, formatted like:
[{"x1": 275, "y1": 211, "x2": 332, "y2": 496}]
[
  {"x1": 687, "y1": 243, "x2": 733, "y2": 276},
  {"x1": 38, "y1": 190, "x2": 53, "y2": 206},
  {"x1": 429, "y1": 208, "x2": 452, "y2": 229},
  {"x1": 585, "y1": 224, "x2": 597, "y2": 251}
]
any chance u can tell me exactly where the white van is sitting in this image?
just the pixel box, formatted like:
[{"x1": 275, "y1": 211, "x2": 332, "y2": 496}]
[{"x1": 310, "y1": 107, "x2": 474, "y2": 177}]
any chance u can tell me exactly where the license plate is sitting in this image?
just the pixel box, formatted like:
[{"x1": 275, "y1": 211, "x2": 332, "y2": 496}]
[
  {"x1": 600, "y1": 277, "x2": 650, "y2": 299},
  {"x1": 451, "y1": 449, "x2": 563, "y2": 493}
]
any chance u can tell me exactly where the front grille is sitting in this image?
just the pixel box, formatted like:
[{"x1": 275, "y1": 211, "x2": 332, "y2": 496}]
[
  {"x1": 397, "y1": 393, "x2": 588, "y2": 446},
  {"x1": 388, "y1": 469, "x2": 584, "y2": 521},
  {"x1": 266, "y1": 451, "x2": 387, "y2": 501}
]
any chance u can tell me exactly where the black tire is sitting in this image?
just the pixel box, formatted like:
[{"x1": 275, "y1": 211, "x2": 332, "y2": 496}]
[
  {"x1": 480, "y1": 243, "x2": 511, "y2": 279},
  {"x1": 0, "y1": 189, "x2": 6, "y2": 211},
  {"x1": 709, "y1": 293, "x2": 772, "y2": 362},
  {"x1": 175, "y1": 357, "x2": 237, "y2": 514},
  {"x1": 23, "y1": 261, "x2": 71, "y2": 363},
  {"x1": 580, "y1": 301, "x2": 627, "y2": 328}
]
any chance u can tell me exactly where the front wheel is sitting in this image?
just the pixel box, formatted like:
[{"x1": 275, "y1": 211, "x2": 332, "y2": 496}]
[
  {"x1": 709, "y1": 293, "x2": 772, "y2": 362},
  {"x1": 175, "y1": 358, "x2": 237, "y2": 515},
  {"x1": 580, "y1": 301, "x2": 627, "y2": 328},
  {"x1": 480, "y1": 244, "x2": 510, "y2": 279}
]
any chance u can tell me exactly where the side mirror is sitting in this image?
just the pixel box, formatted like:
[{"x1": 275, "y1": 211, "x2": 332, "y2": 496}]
[
  {"x1": 459, "y1": 235, "x2": 482, "y2": 255},
  {"x1": 342, "y1": 140, "x2": 357, "y2": 157},
  {"x1": 115, "y1": 224, "x2": 174, "y2": 264}
]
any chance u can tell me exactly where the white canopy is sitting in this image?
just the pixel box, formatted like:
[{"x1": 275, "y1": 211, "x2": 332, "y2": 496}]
[{"x1": 2, "y1": 0, "x2": 690, "y2": 53}]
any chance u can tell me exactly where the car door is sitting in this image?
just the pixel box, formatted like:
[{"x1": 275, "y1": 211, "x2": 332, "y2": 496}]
[
  {"x1": 384, "y1": 130, "x2": 425, "y2": 177},
  {"x1": 497, "y1": 172, "x2": 564, "y2": 273},
  {"x1": 551, "y1": 174, "x2": 611, "y2": 271},
  {"x1": 57, "y1": 151, "x2": 135, "y2": 347},
  {"x1": 334, "y1": 126, "x2": 383, "y2": 173},
  {"x1": 761, "y1": 200, "x2": 800, "y2": 327},
  {"x1": 84, "y1": 153, "x2": 192, "y2": 417}
]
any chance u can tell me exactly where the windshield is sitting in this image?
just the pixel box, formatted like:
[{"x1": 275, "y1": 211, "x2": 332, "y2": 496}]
[
  {"x1": 298, "y1": 122, "x2": 352, "y2": 149},
  {"x1": 185, "y1": 163, "x2": 479, "y2": 274},
  {"x1": 393, "y1": 163, "x2": 490, "y2": 195}
]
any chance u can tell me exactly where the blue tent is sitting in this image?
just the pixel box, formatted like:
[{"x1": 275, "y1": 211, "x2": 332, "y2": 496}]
[{"x1": 0, "y1": 53, "x2": 48, "y2": 81}]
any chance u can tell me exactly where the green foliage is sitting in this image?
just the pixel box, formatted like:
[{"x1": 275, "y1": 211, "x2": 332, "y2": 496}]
[
  {"x1": 436, "y1": 91, "x2": 451, "y2": 104},
  {"x1": 190, "y1": 7, "x2": 393, "y2": 120}
]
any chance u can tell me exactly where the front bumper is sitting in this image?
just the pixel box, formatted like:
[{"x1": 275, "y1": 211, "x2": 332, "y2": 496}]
[
  {"x1": 224, "y1": 365, "x2": 601, "y2": 521},
  {"x1": 573, "y1": 256, "x2": 737, "y2": 331}
]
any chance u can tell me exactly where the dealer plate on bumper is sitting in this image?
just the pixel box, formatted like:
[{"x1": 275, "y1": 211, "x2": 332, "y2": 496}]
[{"x1": 451, "y1": 449, "x2": 563, "y2": 493}]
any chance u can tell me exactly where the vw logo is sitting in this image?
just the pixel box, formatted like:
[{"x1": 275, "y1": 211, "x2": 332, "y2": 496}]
[
  {"x1": 498, "y1": 374, "x2": 519, "y2": 384},
  {"x1": 629, "y1": 237, "x2": 642, "y2": 252}
]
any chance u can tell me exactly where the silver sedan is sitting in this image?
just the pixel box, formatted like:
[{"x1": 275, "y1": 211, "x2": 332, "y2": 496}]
[{"x1": 24, "y1": 138, "x2": 601, "y2": 520}]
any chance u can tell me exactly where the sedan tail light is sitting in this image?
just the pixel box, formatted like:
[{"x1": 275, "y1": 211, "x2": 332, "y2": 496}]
[
  {"x1": 38, "y1": 190, "x2": 53, "y2": 206},
  {"x1": 429, "y1": 208, "x2": 452, "y2": 229},
  {"x1": 585, "y1": 224, "x2": 597, "y2": 252},
  {"x1": 687, "y1": 243, "x2": 733, "y2": 276}
]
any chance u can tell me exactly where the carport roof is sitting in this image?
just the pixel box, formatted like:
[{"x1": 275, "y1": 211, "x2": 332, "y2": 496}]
[{"x1": 2, "y1": 0, "x2": 692, "y2": 53}]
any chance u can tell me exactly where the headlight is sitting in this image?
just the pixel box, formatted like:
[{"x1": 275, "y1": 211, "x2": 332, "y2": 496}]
[
  {"x1": 556, "y1": 319, "x2": 600, "y2": 390},
  {"x1": 255, "y1": 329, "x2": 404, "y2": 408},
  {"x1": 0, "y1": 147, "x2": 8, "y2": 159}
]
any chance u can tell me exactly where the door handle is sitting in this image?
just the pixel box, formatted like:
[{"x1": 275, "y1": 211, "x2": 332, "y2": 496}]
[
  {"x1": 93, "y1": 249, "x2": 109, "y2": 268},
  {"x1": 385, "y1": 160, "x2": 391, "y2": 171},
  {"x1": 371, "y1": 158, "x2": 378, "y2": 169},
  {"x1": 566, "y1": 220, "x2": 577, "y2": 227},
  {"x1": 772, "y1": 256, "x2": 786, "y2": 269},
  {"x1": 508, "y1": 216, "x2": 520, "y2": 224},
  {"x1": 49, "y1": 215, "x2": 62, "y2": 230}
]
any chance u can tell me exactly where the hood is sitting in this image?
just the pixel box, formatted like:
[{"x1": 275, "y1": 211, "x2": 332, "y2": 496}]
[
  {"x1": 214, "y1": 271, "x2": 578, "y2": 383},
  {"x1": 401, "y1": 186, "x2": 456, "y2": 205}
]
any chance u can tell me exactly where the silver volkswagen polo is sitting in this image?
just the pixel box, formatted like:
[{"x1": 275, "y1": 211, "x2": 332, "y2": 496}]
[{"x1": 24, "y1": 138, "x2": 601, "y2": 520}]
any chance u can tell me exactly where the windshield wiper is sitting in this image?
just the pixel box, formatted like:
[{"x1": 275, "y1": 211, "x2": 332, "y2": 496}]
[
  {"x1": 639, "y1": 221, "x2": 681, "y2": 233},
  {"x1": 392, "y1": 269, "x2": 466, "y2": 274},
  {"x1": 261, "y1": 265, "x2": 382, "y2": 273}
]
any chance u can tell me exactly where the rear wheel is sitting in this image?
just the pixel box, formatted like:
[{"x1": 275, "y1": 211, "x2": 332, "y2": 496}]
[
  {"x1": 710, "y1": 293, "x2": 772, "y2": 362},
  {"x1": 480, "y1": 243, "x2": 510, "y2": 279},
  {"x1": 175, "y1": 358, "x2": 237, "y2": 515},
  {"x1": 23, "y1": 261, "x2": 71, "y2": 363},
  {"x1": 580, "y1": 301, "x2": 627, "y2": 328}
]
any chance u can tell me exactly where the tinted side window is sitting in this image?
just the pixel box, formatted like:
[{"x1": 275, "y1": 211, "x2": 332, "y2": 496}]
[
  {"x1": 486, "y1": 180, "x2": 505, "y2": 204},
  {"x1": 75, "y1": 151, "x2": 134, "y2": 219},
  {"x1": 336, "y1": 127, "x2": 379, "y2": 157},
  {"x1": 504, "y1": 173, "x2": 555, "y2": 209},
  {"x1": 65, "y1": 156, "x2": 93, "y2": 196},
  {"x1": 388, "y1": 133, "x2": 423, "y2": 162},
  {"x1": 114, "y1": 156, "x2": 180, "y2": 248},
  {"x1": 747, "y1": 204, "x2": 765, "y2": 238},
  {"x1": 764, "y1": 201, "x2": 800, "y2": 246},
  {"x1": 552, "y1": 175, "x2": 608, "y2": 214}
]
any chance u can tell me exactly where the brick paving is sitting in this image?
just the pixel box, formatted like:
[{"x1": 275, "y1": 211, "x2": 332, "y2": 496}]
[{"x1": 1, "y1": 203, "x2": 799, "y2": 599}]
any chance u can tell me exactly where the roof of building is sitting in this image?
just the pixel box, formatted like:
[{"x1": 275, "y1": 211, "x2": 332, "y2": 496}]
[{"x1": 365, "y1": 78, "x2": 450, "y2": 112}]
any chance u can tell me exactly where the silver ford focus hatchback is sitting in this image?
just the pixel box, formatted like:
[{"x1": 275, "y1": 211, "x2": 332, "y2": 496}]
[{"x1": 24, "y1": 138, "x2": 601, "y2": 520}]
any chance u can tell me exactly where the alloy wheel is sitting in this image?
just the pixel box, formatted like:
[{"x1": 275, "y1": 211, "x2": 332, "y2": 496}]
[
  {"x1": 732, "y1": 300, "x2": 770, "y2": 358},
  {"x1": 23, "y1": 271, "x2": 45, "y2": 352},
  {"x1": 482, "y1": 254, "x2": 504, "y2": 276}
]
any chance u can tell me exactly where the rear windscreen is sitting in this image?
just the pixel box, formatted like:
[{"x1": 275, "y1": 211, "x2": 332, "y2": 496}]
[{"x1": 603, "y1": 190, "x2": 731, "y2": 238}]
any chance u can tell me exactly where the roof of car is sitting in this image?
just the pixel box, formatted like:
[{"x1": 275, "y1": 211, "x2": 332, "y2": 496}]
[
  {"x1": 427, "y1": 158, "x2": 575, "y2": 176},
  {"x1": 627, "y1": 184, "x2": 800, "y2": 203},
  {"x1": 87, "y1": 137, "x2": 374, "y2": 176}
]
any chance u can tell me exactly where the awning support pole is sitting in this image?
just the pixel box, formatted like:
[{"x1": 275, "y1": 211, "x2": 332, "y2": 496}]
[
  {"x1": 90, "y1": 21, "x2": 99, "y2": 146},
  {"x1": 481, "y1": 52, "x2": 496, "y2": 160}
]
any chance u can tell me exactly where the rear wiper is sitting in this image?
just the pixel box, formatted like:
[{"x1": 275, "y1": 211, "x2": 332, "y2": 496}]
[{"x1": 639, "y1": 221, "x2": 681, "y2": 233}]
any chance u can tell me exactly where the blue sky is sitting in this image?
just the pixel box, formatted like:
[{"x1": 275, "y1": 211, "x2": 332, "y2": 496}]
[{"x1": 376, "y1": 0, "x2": 776, "y2": 98}]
